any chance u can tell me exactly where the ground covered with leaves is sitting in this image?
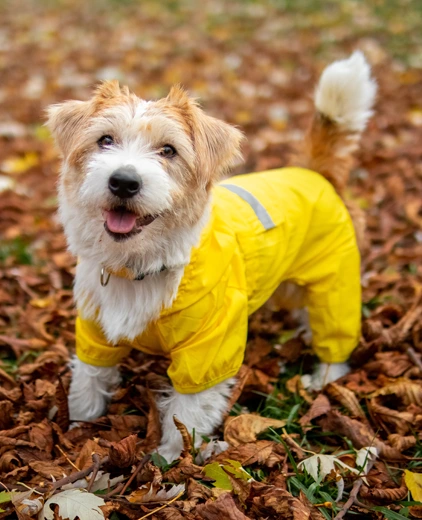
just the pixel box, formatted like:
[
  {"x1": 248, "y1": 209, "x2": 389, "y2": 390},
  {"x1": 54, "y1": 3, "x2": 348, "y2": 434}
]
[{"x1": 0, "y1": 1, "x2": 422, "y2": 519}]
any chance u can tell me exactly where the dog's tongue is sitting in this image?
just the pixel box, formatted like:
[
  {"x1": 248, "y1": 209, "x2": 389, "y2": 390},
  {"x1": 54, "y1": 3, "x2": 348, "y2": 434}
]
[{"x1": 106, "y1": 209, "x2": 137, "y2": 234}]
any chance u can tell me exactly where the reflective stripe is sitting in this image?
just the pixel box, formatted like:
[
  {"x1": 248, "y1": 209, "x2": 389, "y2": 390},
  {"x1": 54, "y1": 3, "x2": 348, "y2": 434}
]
[{"x1": 220, "y1": 184, "x2": 276, "y2": 230}]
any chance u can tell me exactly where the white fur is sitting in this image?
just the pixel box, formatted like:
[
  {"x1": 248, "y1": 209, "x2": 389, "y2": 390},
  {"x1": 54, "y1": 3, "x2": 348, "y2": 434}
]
[
  {"x1": 68, "y1": 355, "x2": 120, "y2": 421},
  {"x1": 315, "y1": 51, "x2": 377, "y2": 132},
  {"x1": 64, "y1": 54, "x2": 368, "y2": 457},
  {"x1": 301, "y1": 362, "x2": 350, "y2": 391},
  {"x1": 156, "y1": 378, "x2": 235, "y2": 462},
  {"x1": 74, "y1": 211, "x2": 208, "y2": 343}
]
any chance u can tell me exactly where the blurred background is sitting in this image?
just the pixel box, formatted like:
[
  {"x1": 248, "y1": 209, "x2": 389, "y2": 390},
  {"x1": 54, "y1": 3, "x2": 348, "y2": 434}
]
[
  {"x1": 0, "y1": 0, "x2": 422, "y2": 390},
  {"x1": 1, "y1": 3, "x2": 422, "y2": 515}
]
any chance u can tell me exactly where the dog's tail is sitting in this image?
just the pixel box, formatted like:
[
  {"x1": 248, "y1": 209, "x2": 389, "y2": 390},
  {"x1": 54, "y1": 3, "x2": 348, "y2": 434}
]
[{"x1": 297, "y1": 51, "x2": 377, "y2": 195}]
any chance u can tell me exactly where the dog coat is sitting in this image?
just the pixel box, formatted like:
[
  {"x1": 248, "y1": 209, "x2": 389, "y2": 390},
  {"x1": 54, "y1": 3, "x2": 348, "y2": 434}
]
[{"x1": 76, "y1": 167, "x2": 361, "y2": 393}]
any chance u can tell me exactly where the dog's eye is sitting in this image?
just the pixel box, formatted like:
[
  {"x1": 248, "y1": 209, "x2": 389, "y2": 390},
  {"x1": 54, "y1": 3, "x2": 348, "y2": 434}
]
[
  {"x1": 98, "y1": 135, "x2": 114, "y2": 148},
  {"x1": 159, "y1": 145, "x2": 177, "y2": 158}
]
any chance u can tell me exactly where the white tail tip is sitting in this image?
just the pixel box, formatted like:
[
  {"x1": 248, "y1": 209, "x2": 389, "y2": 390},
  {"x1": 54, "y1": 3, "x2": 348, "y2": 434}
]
[{"x1": 315, "y1": 51, "x2": 377, "y2": 132}]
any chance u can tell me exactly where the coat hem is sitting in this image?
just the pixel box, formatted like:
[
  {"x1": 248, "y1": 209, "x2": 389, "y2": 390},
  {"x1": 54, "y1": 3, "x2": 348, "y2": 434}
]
[{"x1": 170, "y1": 366, "x2": 241, "y2": 394}]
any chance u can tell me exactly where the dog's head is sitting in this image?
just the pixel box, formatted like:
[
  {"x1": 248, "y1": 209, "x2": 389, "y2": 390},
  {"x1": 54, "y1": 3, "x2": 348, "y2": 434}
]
[{"x1": 47, "y1": 81, "x2": 243, "y2": 261}]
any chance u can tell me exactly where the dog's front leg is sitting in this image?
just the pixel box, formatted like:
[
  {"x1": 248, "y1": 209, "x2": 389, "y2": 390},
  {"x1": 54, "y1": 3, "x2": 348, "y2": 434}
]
[
  {"x1": 68, "y1": 355, "x2": 121, "y2": 422},
  {"x1": 157, "y1": 378, "x2": 235, "y2": 462}
]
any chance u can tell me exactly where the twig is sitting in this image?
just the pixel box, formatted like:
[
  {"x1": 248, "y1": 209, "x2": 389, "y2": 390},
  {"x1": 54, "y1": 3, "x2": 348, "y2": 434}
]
[
  {"x1": 137, "y1": 489, "x2": 184, "y2": 520},
  {"x1": 55, "y1": 444, "x2": 80, "y2": 471},
  {"x1": 333, "y1": 478, "x2": 363, "y2": 520},
  {"x1": 36, "y1": 455, "x2": 109, "y2": 493},
  {"x1": 333, "y1": 451, "x2": 376, "y2": 520},
  {"x1": 406, "y1": 346, "x2": 422, "y2": 371},
  {"x1": 87, "y1": 454, "x2": 101, "y2": 492},
  {"x1": 102, "y1": 482, "x2": 125, "y2": 500},
  {"x1": 120, "y1": 454, "x2": 150, "y2": 496}
]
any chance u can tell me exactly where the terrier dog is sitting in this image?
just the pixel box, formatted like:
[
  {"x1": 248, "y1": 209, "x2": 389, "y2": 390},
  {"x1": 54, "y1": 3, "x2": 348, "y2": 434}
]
[{"x1": 47, "y1": 52, "x2": 376, "y2": 461}]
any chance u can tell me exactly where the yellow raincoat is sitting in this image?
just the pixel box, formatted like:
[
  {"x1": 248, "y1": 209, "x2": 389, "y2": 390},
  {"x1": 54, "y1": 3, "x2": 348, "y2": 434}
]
[{"x1": 76, "y1": 167, "x2": 361, "y2": 393}]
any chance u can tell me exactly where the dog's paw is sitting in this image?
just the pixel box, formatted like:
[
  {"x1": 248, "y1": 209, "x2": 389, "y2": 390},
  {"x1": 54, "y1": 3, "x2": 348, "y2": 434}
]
[
  {"x1": 157, "y1": 440, "x2": 184, "y2": 464},
  {"x1": 301, "y1": 362, "x2": 350, "y2": 391}
]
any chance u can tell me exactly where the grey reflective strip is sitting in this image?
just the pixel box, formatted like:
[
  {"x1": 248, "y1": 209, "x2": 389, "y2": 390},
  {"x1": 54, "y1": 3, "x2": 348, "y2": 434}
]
[{"x1": 221, "y1": 184, "x2": 275, "y2": 230}]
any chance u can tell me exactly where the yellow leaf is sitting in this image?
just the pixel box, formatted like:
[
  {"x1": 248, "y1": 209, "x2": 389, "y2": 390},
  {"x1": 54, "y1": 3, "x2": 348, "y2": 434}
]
[
  {"x1": 203, "y1": 462, "x2": 233, "y2": 491},
  {"x1": 2, "y1": 152, "x2": 39, "y2": 175},
  {"x1": 29, "y1": 297, "x2": 54, "y2": 309},
  {"x1": 404, "y1": 470, "x2": 422, "y2": 501}
]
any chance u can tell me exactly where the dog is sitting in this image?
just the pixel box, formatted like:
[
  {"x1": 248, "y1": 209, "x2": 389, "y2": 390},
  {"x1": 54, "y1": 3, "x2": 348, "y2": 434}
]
[{"x1": 47, "y1": 51, "x2": 376, "y2": 461}]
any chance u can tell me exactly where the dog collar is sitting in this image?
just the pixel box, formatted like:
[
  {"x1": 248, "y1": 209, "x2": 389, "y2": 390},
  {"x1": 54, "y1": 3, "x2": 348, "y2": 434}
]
[{"x1": 100, "y1": 265, "x2": 167, "y2": 286}]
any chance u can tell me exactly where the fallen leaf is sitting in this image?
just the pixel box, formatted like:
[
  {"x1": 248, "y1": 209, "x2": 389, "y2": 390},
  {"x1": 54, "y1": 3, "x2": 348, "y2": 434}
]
[
  {"x1": 196, "y1": 493, "x2": 251, "y2": 520},
  {"x1": 109, "y1": 434, "x2": 137, "y2": 468},
  {"x1": 325, "y1": 382, "x2": 366, "y2": 419},
  {"x1": 299, "y1": 394, "x2": 331, "y2": 430},
  {"x1": 298, "y1": 453, "x2": 358, "y2": 481},
  {"x1": 405, "y1": 470, "x2": 422, "y2": 502},
  {"x1": 203, "y1": 462, "x2": 233, "y2": 491},
  {"x1": 40, "y1": 489, "x2": 105, "y2": 520},
  {"x1": 128, "y1": 483, "x2": 185, "y2": 503},
  {"x1": 224, "y1": 414, "x2": 286, "y2": 446}
]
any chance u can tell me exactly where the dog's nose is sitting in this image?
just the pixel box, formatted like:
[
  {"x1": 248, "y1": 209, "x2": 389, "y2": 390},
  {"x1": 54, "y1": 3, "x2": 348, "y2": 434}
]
[{"x1": 108, "y1": 166, "x2": 142, "y2": 198}]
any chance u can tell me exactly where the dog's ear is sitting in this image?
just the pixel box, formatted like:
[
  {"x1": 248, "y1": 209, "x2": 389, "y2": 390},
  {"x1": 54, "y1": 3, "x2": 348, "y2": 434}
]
[
  {"x1": 46, "y1": 81, "x2": 130, "y2": 157},
  {"x1": 167, "y1": 86, "x2": 244, "y2": 188},
  {"x1": 46, "y1": 100, "x2": 92, "y2": 158},
  {"x1": 93, "y1": 80, "x2": 131, "y2": 103}
]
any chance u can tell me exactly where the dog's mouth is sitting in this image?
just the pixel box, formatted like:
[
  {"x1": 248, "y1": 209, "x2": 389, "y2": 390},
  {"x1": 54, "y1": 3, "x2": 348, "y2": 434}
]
[{"x1": 103, "y1": 206, "x2": 158, "y2": 241}]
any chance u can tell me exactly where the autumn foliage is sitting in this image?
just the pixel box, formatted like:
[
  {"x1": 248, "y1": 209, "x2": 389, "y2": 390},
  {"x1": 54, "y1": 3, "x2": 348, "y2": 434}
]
[{"x1": 0, "y1": 1, "x2": 422, "y2": 519}]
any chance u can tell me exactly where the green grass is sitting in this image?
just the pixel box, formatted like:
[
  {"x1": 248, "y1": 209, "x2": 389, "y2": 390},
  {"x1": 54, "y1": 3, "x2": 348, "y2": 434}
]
[{"x1": 0, "y1": 237, "x2": 33, "y2": 265}]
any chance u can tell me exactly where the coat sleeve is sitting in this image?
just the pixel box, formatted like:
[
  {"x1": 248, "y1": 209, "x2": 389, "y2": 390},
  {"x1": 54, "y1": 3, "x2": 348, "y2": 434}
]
[
  {"x1": 75, "y1": 315, "x2": 132, "y2": 367},
  {"x1": 302, "y1": 224, "x2": 361, "y2": 364},
  {"x1": 157, "y1": 280, "x2": 249, "y2": 394}
]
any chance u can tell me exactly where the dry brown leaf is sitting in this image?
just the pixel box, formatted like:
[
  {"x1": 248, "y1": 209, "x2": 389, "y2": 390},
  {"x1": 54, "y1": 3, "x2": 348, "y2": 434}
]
[
  {"x1": 299, "y1": 394, "x2": 331, "y2": 430},
  {"x1": 370, "y1": 378, "x2": 422, "y2": 405},
  {"x1": 196, "y1": 493, "x2": 251, "y2": 520},
  {"x1": 186, "y1": 478, "x2": 212, "y2": 502},
  {"x1": 75, "y1": 439, "x2": 108, "y2": 471},
  {"x1": 109, "y1": 433, "x2": 137, "y2": 468},
  {"x1": 299, "y1": 491, "x2": 326, "y2": 520},
  {"x1": 368, "y1": 398, "x2": 415, "y2": 435},
  {"x1": 409, "y1": 505, "x2": 422, "y2": 518},
  {"x1": 0, "y1": 450, "x2": 21, "y2": 473},
  {"x1": 163, "y1": 461, "x2": 204, "y2": 484},
  {"x1": 325, "y1": 382, "x2": 366, "y2": 419},
  {"x1": 285, "y1": 375, "x2": 313, "y2": 404},
  {"x1": 54, "y1": 377, "x2": 69, "y2": 433},
  {"x1": 224, "y1": 414, "x2": 286, "y2": 446},
  {"x1": 319, "y1": 410, "x2": 404, "y2": 460},
  {"x1": 213, "y1": 440, "x2": 285, "y2": 467},
  {"x1": 224, "y1": 365, "x2": 251, "y2": 418},
  {"x1": 29, "y1": 460, "x2": 66, "y2": 479},
  {"x1": 249, "y1": 482, "x2": 310, "y2": 519},
  {"x1": 0, "y1": 401, "x2": 14, "y2": 430},
  {"x1": 138, "y1": 388, "x2": 161, "y2": 453},
  {"x1": 360, "y1": 477, "x2": 408, "y2": 501},
  {"x1": 388, "y1": 434, "x2": 417, "y2": 451},
  {"x1": 173, "y1": 416, "x2": 193, "y2": 459}
]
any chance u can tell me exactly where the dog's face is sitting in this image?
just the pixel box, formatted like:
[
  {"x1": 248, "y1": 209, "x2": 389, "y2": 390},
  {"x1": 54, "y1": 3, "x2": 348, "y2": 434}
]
[{"x1": 47, "y1": 81, "x2": 243, "y2": 260}]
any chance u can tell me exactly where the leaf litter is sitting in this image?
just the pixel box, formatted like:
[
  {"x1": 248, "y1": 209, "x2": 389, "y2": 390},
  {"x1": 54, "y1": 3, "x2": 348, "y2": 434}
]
[{"x1": 0, "y1": 0, "x2": 422, "y2": 519}]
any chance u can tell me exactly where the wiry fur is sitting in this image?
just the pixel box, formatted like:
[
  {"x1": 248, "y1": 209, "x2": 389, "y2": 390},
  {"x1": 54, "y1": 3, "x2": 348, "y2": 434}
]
[
  {"x1": 68, "y1": 355, "x2": 120, "y2": 421},
  {"x1": 156, "y1": 379, "x2": 235, "y2": 462},
  {"x1": 296, "y1": 51, "x2": 377, "y2": 198},
  {"x1": 48, "y1": 53, "x2": 376, "y2": 461}
]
